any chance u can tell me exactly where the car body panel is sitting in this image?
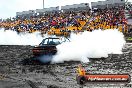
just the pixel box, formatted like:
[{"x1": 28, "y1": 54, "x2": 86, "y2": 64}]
[{"x1": 32, "y1": 37, "x2": 70, "y2": 56}]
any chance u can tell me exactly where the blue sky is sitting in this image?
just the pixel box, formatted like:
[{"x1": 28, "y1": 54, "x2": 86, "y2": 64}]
[{"x1": 0, "y1": 0, "x2": 131, "y2": 19}]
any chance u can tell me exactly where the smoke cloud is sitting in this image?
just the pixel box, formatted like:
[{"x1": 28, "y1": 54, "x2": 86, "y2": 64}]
[
  {"x1": 0, "y1": 28, "x2": 126, "y2": 63},
  {"x1": 0, "y1": 29, "x2": 43, "y2": 45},
  {"x1": 52, "y1": 29, "x2": 126, "y2": 63}
]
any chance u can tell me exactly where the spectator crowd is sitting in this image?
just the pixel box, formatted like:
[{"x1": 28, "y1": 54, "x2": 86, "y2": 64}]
[
  {"x1": 0, "y1": 5, "x2": 132, "y2": 37},
  {"x1": 86, "y1": 6, "x2": 130, "y2": 33},
  {"x1": 0, "y1": 11, "x2": 89, "y2": 36}
]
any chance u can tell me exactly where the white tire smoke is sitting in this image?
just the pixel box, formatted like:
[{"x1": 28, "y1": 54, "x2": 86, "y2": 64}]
[
  {"x1": 0, "y1": 28, "x2": 126, "y2": 63},
  {"x1": 52, "y1": 29, "x2": 126, "y2": 63},
  {"x1": 0, "y1": 29, "x2": 43, "y2": 45}
]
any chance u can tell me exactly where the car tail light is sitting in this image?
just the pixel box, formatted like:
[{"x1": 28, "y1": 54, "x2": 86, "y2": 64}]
[{"x1": 33, "y1": 49, "x2": 40, "y2": 52}]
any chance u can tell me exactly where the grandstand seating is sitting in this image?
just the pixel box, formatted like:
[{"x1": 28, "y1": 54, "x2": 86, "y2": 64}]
[{"x1": 0, "y1": 2, "x2": 131, "y2": 36}]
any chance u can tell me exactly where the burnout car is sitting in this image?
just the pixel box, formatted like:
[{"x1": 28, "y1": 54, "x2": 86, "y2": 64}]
[{"x1": 32, "y1": 37, "x2": 69, "y2": 56}]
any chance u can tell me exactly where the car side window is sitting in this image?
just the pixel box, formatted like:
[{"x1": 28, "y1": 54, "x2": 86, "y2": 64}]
[
  {"x1": 44, "y1": 39, "x2": 49, "y2": 45},
  {"x1": 53, "y1": 39, "x2": 61, "y2": 44},
  {"x1": 48, "y1": 39, "x2": 55, "y2": 45},
  {"x1": 39, "y1": 39, "x2": 48, "y2": 45}
]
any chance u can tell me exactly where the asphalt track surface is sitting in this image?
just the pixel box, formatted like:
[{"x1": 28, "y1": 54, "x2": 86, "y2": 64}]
[{"x1": 0, "y1": 43, "x2": 132, "y2": 88}]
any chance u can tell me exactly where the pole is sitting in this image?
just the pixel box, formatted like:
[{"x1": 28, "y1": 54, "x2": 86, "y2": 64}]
[
  {"x1": 43, "y1": 0, "x2": 44, "y2": 9},
  {"x1": 112, "y1": 0, "x2": 114, "y2": 7}
]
